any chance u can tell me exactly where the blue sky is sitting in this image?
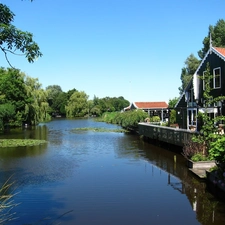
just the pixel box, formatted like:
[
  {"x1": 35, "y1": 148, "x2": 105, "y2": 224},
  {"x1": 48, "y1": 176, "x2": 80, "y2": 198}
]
[{"x1": 1, "y1": 0, "x2": 225, "y2": 103}]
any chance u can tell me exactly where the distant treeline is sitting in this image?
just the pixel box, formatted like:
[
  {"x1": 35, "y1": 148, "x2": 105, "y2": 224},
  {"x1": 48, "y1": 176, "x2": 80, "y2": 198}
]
[{"x1": 0, "y1": 68, "x2": 130, "y2": 130}]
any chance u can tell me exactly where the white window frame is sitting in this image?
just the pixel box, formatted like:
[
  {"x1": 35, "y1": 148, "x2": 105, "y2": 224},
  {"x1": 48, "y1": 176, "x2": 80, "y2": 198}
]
[
  {"x1": 214, "y1": 101, "x2": 222, "y2": 107},
  {"x1": 213, "y1": 67, "x2": 221, "y2": 89}
]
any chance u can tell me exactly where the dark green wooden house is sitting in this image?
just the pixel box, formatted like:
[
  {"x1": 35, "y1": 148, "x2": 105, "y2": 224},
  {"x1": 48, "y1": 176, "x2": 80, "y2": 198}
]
[{"x1": 175, "y1": 45, "x2": 225, "y2": 130}]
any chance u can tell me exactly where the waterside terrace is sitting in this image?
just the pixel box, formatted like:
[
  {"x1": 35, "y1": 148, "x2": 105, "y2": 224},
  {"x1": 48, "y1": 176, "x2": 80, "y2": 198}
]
[{"x1": 138, "y1": 122, "x2": 194, "y2": 147}]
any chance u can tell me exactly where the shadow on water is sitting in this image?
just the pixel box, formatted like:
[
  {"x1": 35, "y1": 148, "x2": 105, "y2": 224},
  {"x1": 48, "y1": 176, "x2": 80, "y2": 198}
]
[
  {"x1": 115, "y1": 133, "x2": 225, "y2": 225},
  {"x1": 0, "y1": 118, "x2": 225, "y2": 225}
]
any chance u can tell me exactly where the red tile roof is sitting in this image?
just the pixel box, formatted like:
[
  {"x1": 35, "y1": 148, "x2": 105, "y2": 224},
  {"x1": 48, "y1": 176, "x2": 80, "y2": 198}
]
[
  {"x1": 214, "y1": 47, "x2": 225, "y2": 56},
  {"x1": 134, "y1": 102, "x2": 168, "y2": 109}
]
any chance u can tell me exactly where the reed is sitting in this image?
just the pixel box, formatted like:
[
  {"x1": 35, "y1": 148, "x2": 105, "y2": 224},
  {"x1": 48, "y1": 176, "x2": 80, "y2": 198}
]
[{"x1": 0, "y1": 176, "x2": 19, "y2": 224}]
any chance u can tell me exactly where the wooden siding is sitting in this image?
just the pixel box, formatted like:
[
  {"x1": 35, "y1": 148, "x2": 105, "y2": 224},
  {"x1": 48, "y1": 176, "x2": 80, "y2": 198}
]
[
  {"x1": 175, "y1": 95, "x2": 188, "y2": 129},
  {"x1": 198, "y1": 51, "x2": 225, "y2": 104}
]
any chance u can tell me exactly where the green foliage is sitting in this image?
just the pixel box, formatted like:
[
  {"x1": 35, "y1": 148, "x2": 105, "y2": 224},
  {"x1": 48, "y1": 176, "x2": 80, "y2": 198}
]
[
  {"x1": 64, "y1": 94, "x2": 129, "y2": 118},
  {"x1": 179, "y1": 19, "x2": 225, "y2": 94},
  {"x1": 179, "y1": 54, "x2": 200, "y2": 94},
  {"x1": 72, "y1": 127, "x2": 127, "y2": 133},
  {"x1": 24, "y1": 75, "x2": 50, "y2": 124},
  {"x1": 0, "y1": 139, "x2": 47, "y2": 147},
  {"x1": 46, "y1": 85, "x2": 62, "y2": 104},
  {"x1": 0, "y1": 68, "x2": 50, "y2": 128},
  {"x1": 198, "y1": 19, "x2": 225, "y2": 59},
  {"x1": 191, "y1": 153, "x2": 208, "y2": 162},
  {"x1": 186, "y1": 64, "x2": 225, "y2": 163},
  {"x1": 189, "y1": 65, "x2": 214, "y2": 158},
  {"x1": 168, "y1": 97, "x2": 179, "y2": 108},
  {"x1": 65, "y1": 91, "x2": 89, "y2": 117},
  {"x1": 0, "y1": 103, "x2": 15, "y2": 129},
  {"x1": 0, "y1": 3, "x2": 42, "y2": 66},
  {"x1": 46, "y1": 85, "x2": 69, "y2": 116},
  {"x1": 0, "y1": 66, "x2": 130, "y2": 126},
  {"x1": 90, "y1": 105, "x2": 101, "y2": 117},
  {"x1": 0, "y1": 68, "x2": 27, "y2": 112},
  {"x1": 170, "y1": 109, "x2": 176, "y2": 124},
  {"x1": 99, "y1": 112, "x2": 118, "y2": 123},
  {"x1": 151, "y1": 116, "x2": 160, "y2": 122},
  {"x1": 90, "y1": 96, "x2": 129, "y2": 116},
  {"x1": 99, "y1": 110, "x2": 149, "y2": 130},
  {"x1": 209, "y1": 136, "x2": 225, "y2": 163}
]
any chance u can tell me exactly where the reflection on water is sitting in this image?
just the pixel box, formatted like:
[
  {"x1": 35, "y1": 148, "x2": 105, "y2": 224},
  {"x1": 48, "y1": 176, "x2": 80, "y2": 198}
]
[{"x1": 0, "y1": 118, "x2": 225, "y2": 225}]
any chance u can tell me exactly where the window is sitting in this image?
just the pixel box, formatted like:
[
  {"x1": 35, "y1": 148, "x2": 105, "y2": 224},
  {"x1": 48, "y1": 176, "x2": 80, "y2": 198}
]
[
  {"x1": 214, "y1": 101, "x2": 222, "y2": 107},
  {"x1": 213, "y1": 67, "x2": 221, "y2": 89}
]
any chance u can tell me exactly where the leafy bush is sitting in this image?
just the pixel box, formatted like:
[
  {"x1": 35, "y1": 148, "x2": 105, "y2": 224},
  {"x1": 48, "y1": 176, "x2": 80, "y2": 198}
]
[
  {"x1": 151, "y1": 116, "x2": 160, "y2": 122},
  {"x1": 209, "y1": 135, "x2": 225, "y2": 163},
  {"x1": 98, "y1": 110, "x2": 149, "y2": 130},
  {"x1": 191, "y1": 153, "x2": 208, "y2": 162}
]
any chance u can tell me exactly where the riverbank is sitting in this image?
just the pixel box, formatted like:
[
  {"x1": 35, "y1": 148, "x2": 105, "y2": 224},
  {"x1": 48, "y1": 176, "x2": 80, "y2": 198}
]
[{"x1": 3, "y1": 118, "x2": 222, "y2": 224}]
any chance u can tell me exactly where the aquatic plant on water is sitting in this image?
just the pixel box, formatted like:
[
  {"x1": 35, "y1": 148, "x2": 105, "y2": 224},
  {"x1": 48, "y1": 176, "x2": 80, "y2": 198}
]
[
  {"x1": 71, "y1": 127, "x2": 127, "y2": 133},
  {"x1": 0, "y1": 139, "x2": 47, "y2": 147}
]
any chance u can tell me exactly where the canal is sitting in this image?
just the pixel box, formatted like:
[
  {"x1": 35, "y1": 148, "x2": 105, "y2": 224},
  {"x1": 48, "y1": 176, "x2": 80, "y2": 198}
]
[{"x1": 0, "y1": 118, "x2": 225, "y2": 225}]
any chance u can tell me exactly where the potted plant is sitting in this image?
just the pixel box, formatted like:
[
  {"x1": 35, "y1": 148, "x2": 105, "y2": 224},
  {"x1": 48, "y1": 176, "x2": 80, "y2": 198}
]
[{"x1": 183, "y1": 138, "x2": 215, "y2": 170}]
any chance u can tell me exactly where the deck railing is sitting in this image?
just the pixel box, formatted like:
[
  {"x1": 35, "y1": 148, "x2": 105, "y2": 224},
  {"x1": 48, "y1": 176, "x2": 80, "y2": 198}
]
[{"x1": 138, "y1": 122, "x2": 194, "y2": 147}]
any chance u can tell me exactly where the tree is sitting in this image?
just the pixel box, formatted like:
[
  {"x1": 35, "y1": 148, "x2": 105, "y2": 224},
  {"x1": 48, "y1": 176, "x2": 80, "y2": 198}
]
[
  {"x1": 0, "y1": 103, "x2": 15, "y2": 130},
  {"x1": 46, "y1": 85, "x2": 63, "y2": 115},
  {"x1": 0, "y1": 3, "x2": 42, "y2": 66},
  {"x1": 65, "y1": 91, "x2": 89, "y2": 117},
  {"x1": 198, "y1": 19, "x2": 225, "y2": 59},
  {"x1": 179, "y1": 20, "x2": 225, "y2": 95},
  {"x1": 91, "y1": 96, "x2": 129, "y2": 115},
  {"x1": 168, "y1": 97, "x2": 179, "y2": 125},
  {"x1": 0, "y1": 68, "x2": 28, "y2": 126},
  {"x1": 179, "y1": 54, "x2": 200, "y2": 94},
  {"x1": 24, "y1": 75, "x2": 50, "y2": 125},
  {"x1": 53, "y1": 92, "x2": 67, "y2": 116},
  {"x1": 168, "y1": 97, "x2": 179, "y2": 108},
  {"x1": 113, "y1": 109, "x2": 149, "y2": 130},
  {"x1": 0, "y1": 68, "x2": 50, "y2": 127}
]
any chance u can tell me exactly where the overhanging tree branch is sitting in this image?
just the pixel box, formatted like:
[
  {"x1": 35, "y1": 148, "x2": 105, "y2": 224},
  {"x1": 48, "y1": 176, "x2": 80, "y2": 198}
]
[
  {"x1": 0, "y1": 3, "x2": 42, "y2": 67},
  {"x1": 0, "y1": 46, "x2": 15, "y2": 68}
]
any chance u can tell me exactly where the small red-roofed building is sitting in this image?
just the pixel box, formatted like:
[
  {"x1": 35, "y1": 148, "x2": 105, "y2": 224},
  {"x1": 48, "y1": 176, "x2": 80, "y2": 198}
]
[{"x1": 124, "y1": 101, "x2": 169, "y2": 122}]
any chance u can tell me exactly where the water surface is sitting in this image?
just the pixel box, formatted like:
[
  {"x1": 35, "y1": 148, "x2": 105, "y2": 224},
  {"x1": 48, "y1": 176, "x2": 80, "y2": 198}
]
[{"x1": 0, "y1": 118, "x2": 225, "y2": 225}]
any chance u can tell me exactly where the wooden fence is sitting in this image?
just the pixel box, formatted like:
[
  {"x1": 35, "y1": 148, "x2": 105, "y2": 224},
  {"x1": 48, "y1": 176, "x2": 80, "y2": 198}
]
[{"x1": 138, "y1": 122, "x2": 194, "y2": 147}]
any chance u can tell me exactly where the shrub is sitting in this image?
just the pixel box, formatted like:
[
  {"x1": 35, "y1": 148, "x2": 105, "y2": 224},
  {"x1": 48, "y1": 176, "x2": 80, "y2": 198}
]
[
  {"x1": 183, "y1": 139, "x2": 208, "y2": 160},
  {"x1": 209, "y1": 135, "x2": 225, "y2": 163},
  {"x1": 151, "y1": 116, "x2": 160, "y2": 122},
  {"x1": 191, "y1": 153, "x2": 208, "y2": 162}
]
